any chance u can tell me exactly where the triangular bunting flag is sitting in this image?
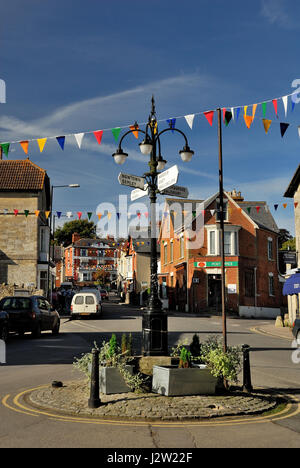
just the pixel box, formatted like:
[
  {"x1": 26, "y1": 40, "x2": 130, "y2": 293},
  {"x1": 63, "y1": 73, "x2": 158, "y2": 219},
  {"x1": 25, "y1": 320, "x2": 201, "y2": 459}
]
[
  {"x1": 274, "y1": 204, "x2": 278, "y2": 211},
  {"x1": 45, "y1": 211, "x2": 51, "y2": 219},
  {"x1": 231, "y1": 108, "x2": 235, "y2": 121},
  {"x1": 94, "y1": 130, "x2": 103, "y2": 145},
  {"x1": 111, "y1": 128, "x2": 121, "y2": 143},
  {"x1": 262, "y1": 102, "x2": 267, "y2": 118},
  {"x1": 272, "y1": 99, "x2": 278, "y2": 118},
  {"x1": 144, "y1": 212, "x2": 149, "y2": 218},
  {"x1": 0, "y1": 142, "x2": 10, "y2": 157},
  {"x1": 283, "y1": 203, "x2": 287, "y2": 209},
  {"x1": 56, "y1": 211, "x2": 62, "y2": 219},
  {"x1": 116, "y1": 213, "x2": 120, "y2": 219},
  {"x1": 204, "y1": 111, "x2": 214, "y2": 126},
  {"x1": 294, "y1": 202, "x2": 298, "y2": 209},
  {"x1": 244, "y1": 115, "x2": 253, "y2": 129},
  {"x1": 87, "y1": 212, "x2": 92, "y2": 220},
  {"x1": 210, "y1": 209, "x2": 216, "y2": 216},
  {"x1": 77, "y1": 212, "x2": 82, "y2": 219},
  {"x1": 14, "y1": 209, "x2": 18, "y2": 216},
  {"x1": 24, "y1": 210, "x2": 29, "y2": 217},
  {"x1": 256, "y1": 206, "x2": 260, "y2": 213},
  {"x1": 280, "y1": 122, "x2": 289, "y2": 138},
  {"x1": 20, "y1": 140, "x2": 29, "y2": 154},
  {"x1": 262, "y1": 119, "x2": 272, "y2": 134},
  {"x1": 247, "y1": 207, "x2": 251, "y2": 214},
  {"x1": 222, "y1": 108, "x2": 226, "y2": 123},
  {"x1": 244, "y1": 106, "x2": 248, "y2": 116},
  {"x1": 236, "y1": 107, "x2": 241, "y2": 121},
  {"x1": 66, "y1": 212, "x2": 72, "y2": 218},
  {"x1": 129, "y1": 124, "x2": 139, "y2": 139},
  {"x1": 167, "y1": 119, "x2": 176, "y2": 132},
  {"x1": 107, "y1": 212, "x2": 112, "y2": 220},
  {"x1": 252, "y1": 104, "x2": 257, "y2": 119},
  {"x1": 137, "y1": 212, "x2": 141, "y2": 219},
  {"x1": 298, "y1": 126, "x2": 300, "y2": 139},
  {"x1": 97, "y1": 213, "x2": 102, "y2": 220},
  {"x1": 34, "y1": 210, "x2": 40, "y2": 217},
  {"x1": 37, "y1": 138, "x2": 47, "y2": 153},
  {"x1": 282, "y1": 96, "x2": 288, "y2": 117},
  {"x1": 292, "y1": 99, "x2": 296, "y2": 112},
  {"x1": 184, "y1": 114, "x2": 195, "y2": 129},
  {"x1": 56, "y1": 136, "x2": 65, "y2": 150},
  {"x1": 224, "y1": 111, "x2": 232, "y2": 126},
  {"x1": 74, "y1": 133, "x2": 84, "y2": 149}
]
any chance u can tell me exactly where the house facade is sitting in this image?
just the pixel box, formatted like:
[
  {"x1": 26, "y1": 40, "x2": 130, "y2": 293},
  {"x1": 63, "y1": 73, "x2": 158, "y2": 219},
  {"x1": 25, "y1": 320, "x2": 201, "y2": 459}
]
[
  {"x1": 64, "y1": 233, "x2": 117, "y2": 286},
  {"x1": 284, "y1": 165, "x2": 300, "y2": 322},
  {"x1": 159, "y1": 191, "x2": 285, "y2": 318},
  {"x1": 0, "y1": 158, "x2": 51, "y2": 294}
]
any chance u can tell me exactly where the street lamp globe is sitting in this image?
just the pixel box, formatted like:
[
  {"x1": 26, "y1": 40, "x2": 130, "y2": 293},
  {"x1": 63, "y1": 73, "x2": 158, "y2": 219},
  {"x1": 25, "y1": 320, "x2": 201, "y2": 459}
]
[
  {"x1": 112, "y1": 148, "x2": 128, "y2": 165},
  {"x1": 179, "y1": 145, "x2": 194, "y2": 163},
  {"x1": 157, "y1": 157, "x2": 167, "y2": 171},
  {"x1": 139, "y1": 137, "x2": 153, "y2": 155}
]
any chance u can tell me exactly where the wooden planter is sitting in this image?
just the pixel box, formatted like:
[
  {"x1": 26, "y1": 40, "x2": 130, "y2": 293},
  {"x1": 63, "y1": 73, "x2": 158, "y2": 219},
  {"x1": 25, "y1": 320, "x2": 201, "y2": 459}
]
[
  {"x1": 99, "y1": 365, "x2": 134, "y2": 395},
  {"x1": 152, "y1": 364, "x2": 218, "y2": 396}
]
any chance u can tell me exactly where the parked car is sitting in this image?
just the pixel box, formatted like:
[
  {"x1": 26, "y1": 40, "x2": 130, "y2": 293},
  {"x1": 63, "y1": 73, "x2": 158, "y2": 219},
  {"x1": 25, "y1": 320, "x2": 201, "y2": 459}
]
[
  {"x1": 292, "y1": 319, "x2": 300, "y2": 342},
  {"x1": 71, "y1": 292, "x2": 102, "y2": 319},
  {"x1": 100, "y1": 289, "x2": 109, "y2": 301},
  {"x1": 0, "y1": 296, "x2": 60, "y2": 338},
  {"x1": 0, "y1": 311, "x2": 9, "y2": 342}
]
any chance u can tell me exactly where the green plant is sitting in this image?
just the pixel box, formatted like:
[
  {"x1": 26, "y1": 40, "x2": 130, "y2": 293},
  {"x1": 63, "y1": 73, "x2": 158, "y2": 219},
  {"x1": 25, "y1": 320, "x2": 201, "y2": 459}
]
[
  {"x1": 121, "y1": 333, "x2": 127, "y2": 354},
  {"x1": 179, "y1": 347, "x2": 191, "y2": 368},
  {"x1": 200, "y1": 336, "x2": 242, "y2": 384}
]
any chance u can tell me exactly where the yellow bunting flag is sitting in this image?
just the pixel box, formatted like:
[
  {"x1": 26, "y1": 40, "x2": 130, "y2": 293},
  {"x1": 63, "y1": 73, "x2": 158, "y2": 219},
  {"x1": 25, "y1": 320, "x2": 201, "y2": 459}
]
[
  {"x1": 244, "y1": 115, "x2": 253, "y2": 129},
  {"x1": 20, "y1": 140, "x2": 29, "y2": 154},
  {"x1": 34, "y1": 210, "x2": 40, "y2": 217},
  {"x1": 252, "y1": 104, "x2": 257, "y2": 119},
  {"x1": 107, "y1": 212, "x2": 112, "y2": 220},
  {"x1": 262, "y1": 119, "x2": 272, "y2": 134},
  {"x1": 37, "y1": 138, "x2": 47, "y2": 153},
  {"x1": 45, "y1": 211, "x2": 51, "y2": 219},
  {"x1": 244, "y1": 106, "x2": 248, "y2": 116}
]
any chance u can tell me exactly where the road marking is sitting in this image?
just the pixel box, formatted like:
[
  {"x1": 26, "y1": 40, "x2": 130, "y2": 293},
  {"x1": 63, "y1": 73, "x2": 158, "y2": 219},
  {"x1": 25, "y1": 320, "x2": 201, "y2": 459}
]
[
  {"x1": 1, "y1": 386, "x2": 299, "y2": 428},
  {"x1": 68, "y1": 320, "x2": 105, "y2": 332},
  {"x1": 251, "y1": 327, "x2": 292, "y2": 342}
]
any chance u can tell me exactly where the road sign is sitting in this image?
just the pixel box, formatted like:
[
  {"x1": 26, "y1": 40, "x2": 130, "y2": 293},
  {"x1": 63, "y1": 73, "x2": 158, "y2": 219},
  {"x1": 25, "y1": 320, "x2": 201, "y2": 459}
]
[
  {"x1": 161, "y1": 185, "x2": 189, "y2": 198},
  {"x1": 157, "y1": 165, "x2": 179, "y2": 191},
  {"x1": 118, "y1": 173, "x2": 145, "y2": 190},
  {"x1": 194, "y1": 261, "x2": 239, "y2": 268},
  {"x1": 131, "y1": 184, "x2": 149, "y2": 201}
]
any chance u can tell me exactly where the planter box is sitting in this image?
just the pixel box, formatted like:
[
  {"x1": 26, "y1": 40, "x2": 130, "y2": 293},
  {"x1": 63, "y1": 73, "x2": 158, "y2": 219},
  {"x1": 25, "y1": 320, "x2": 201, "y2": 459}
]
[
  {"x1": 99, "y1": 365, "x2": 134, "y2": 395},
  {"x1": 152, "y1": 365, "x2": 218, "y2": 396}
]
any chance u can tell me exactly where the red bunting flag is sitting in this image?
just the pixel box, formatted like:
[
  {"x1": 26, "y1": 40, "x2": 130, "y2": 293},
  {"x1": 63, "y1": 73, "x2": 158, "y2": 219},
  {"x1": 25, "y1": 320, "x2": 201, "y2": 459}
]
[
  {"x1": 204, "y1": 111, "x2": 214, "y2": 126},
  {"x1": 14, "y1": 209, "x2": 19, "y2": 216},
  {"x1": 222, "y1": 108, "x2": 226, "y2": 123},
  {"x1": 272, "y1": 99, "x2": 278, "y2": 118},
  {"x1": 294, "y1": 202, "x2": 298, "y2": 209},
  {"x1": 256, "y1": 206, "x2": 261, "y2": 213},
  {"x1": 77, "y1": 212, "x2": 82, "y2": 219},
  {"x1": 93, "y1": 130, "x2": 103, "y2": 145}
]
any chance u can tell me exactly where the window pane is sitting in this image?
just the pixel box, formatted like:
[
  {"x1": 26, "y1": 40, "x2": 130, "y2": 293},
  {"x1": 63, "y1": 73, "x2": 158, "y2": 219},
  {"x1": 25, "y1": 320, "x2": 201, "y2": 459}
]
[
  {"x1": 224, "y1": 232, "x2": 231, "y2": 255},
  {"x1": 86, "y1": 296, "x2": 95, "y2": 305},
  {"x1": 210, "y1": 231, "x2": 215, "y2": 254},
  {"x1": 75, "y1": 296, "x2": 84, "y2": 305}
]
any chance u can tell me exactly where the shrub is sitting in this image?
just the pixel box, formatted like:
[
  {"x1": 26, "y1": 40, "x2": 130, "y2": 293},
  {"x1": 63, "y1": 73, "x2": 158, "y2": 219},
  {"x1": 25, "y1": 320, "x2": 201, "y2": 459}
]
[{"x1": 200, "y1": 336, "x2": 242, "y2": 384}]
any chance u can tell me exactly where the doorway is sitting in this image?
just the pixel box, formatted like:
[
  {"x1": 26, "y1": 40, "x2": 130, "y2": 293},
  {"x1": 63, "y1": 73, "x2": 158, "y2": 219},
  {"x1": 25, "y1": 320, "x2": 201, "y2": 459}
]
[{"x1": 208, "y1": 274, "x2": 221, "y2": 311}]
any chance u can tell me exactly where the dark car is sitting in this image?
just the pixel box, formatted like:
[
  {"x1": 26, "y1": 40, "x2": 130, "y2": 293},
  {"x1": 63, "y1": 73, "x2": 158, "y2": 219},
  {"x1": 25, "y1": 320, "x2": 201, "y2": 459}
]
[
  {"x1": 0, "y1": 296, "x2": 60, "y2": 338},
  {"x1": 100, "y1": 289, "x2": 109, "y2": 301},
  {"x1": 0, "y1": 310, "x2": 9, "y2": 342},
  {"x1": 292, "y1": 319, "x2": 300, "y2": 343}
]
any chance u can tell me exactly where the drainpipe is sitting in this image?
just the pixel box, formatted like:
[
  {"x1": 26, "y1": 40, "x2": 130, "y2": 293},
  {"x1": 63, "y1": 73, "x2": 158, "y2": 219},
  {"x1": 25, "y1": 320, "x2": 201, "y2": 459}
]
[{"x1": 254, "y1": 267, "x2": 257, "y2": 313}]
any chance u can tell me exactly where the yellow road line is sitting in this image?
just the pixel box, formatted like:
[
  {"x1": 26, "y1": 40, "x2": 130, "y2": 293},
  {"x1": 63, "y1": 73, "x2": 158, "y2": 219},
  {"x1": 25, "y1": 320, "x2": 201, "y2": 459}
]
[{"x1": 251, "y1": 327, "x2": 293, "y2": 341}]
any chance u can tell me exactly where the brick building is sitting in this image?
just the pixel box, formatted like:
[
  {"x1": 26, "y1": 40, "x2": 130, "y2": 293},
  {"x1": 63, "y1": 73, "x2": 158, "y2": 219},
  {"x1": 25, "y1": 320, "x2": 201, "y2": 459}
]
[
  {"x1": 64, "y1": 233, "x2": 117, "y2": 286},
  {"x1": 159, "y1": 190, "x2": 285, "y2": 318},
  {"x1": 0, "y1": 158, "x2": 51, "y2": 293}
]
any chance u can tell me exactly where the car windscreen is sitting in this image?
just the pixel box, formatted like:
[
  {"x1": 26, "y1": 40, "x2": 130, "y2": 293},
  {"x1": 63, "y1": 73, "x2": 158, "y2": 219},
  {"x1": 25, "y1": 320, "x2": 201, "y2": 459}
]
[
  {"x1": 11, "y1": 298, "x2": 32, "y2": 310},
  {"x1": 0, "y1": 298, "x2": 11, "y2": 310},
  {"x1": 85, "y1": 296, "x2": 95, "y2": 305},
  {"x1": 74, "y1": 296, "x2": 84, "y2": 305}
]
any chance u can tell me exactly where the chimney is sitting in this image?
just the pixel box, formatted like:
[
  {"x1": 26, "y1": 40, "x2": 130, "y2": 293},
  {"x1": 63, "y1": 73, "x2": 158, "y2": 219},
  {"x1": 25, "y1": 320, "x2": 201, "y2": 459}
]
[
  {"x1": 72, "y1": 232, "x2": 81, "y2": 243},
  {"x1": 228, "y1": 189, "x2": 244, "y2": 202}
]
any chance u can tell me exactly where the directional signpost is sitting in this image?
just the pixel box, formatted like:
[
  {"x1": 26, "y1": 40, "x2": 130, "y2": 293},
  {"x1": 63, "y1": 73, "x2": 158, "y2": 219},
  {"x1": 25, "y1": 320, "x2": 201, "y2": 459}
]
[
  {"x1": 118, "y1": 173, "x2": 145, "y2": 190},
  {"x1": 131, "y1": 184, "x2": 149, "y2": 201},
  {"x1": 157, "y1": 165, "x2": 179, "y2": 192},
  {"x1": 161, "y1": 185, "x2": 189, "y2": 198}
]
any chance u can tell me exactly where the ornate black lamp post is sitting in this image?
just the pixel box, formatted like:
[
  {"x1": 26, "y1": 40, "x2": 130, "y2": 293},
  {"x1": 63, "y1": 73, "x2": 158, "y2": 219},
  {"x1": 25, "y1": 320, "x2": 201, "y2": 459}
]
[{"x1": 112, "y1": 97, "x2": 194, "y2": 356}]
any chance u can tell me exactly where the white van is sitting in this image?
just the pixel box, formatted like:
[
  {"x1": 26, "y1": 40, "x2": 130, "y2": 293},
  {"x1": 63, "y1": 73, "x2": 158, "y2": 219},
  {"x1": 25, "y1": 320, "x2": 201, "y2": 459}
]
[{"x1": 71, "y1": 292, "x2": 102, "y2": 319}]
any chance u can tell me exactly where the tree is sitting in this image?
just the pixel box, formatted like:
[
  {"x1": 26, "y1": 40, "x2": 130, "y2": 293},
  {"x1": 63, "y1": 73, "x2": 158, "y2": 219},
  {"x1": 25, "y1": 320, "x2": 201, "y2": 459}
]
[
  {"x1": 54, "y1": 219, "x2": 96, "y2": 246},
  {"x1": 278, "y1": 228, "x2": 295, "y2": 250},
  {"x1": 94, "y1": 269, "x2": 110, "y2": 285}
]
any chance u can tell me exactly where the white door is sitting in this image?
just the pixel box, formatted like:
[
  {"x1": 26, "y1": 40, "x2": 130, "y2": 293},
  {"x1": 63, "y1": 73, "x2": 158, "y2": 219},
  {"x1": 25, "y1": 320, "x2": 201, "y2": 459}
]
[
  {"x1": 84, "y1": 295, "x2": 97, "y2": 314},
  {"x1": 73, "y1": 295, "x2": 85, "y2": 314}
]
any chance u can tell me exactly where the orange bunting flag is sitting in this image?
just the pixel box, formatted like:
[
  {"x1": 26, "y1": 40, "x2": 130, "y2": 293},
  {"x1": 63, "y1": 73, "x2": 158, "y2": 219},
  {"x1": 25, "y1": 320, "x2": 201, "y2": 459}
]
[
  {"x1": 97, "y1": 213, "x2": 102, "y2": 220},
  {"x1": 283, "y1": 203, "x2": 287, "y2": 209},
  {"x1": 262, "y1": 119, "x2": 272, "y2": 134},
  {"x1": 294, "y1": 202, "x2": 298, "y2": 209},
  {"x1": 252, "y1": 104, "x2": 257, "y2": 119},
  {"x1": 20, "y1": 140, "x2": 29, "y2": 154},
  {"x1": 129, "y1": 123, "x2": 139, "y2": 139},
  {"x1": 45, "y1": 211, "x2": 51, "y2": 219},
  {"x1": 37, "y1": 138, "x2": 47, "y2": 153},
  {"x1": 244, "y1": 115, "x2": 253, "y2": 129},
  {"x1": 34, "y1": 210, "x2": 40, "y2": 217}
]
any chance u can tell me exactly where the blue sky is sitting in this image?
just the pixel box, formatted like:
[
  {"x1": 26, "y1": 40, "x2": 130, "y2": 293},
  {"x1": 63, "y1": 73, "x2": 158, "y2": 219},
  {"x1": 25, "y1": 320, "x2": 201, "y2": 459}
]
[{"x1": 1, "y1": 0, "x2": 300, "y2": 235}]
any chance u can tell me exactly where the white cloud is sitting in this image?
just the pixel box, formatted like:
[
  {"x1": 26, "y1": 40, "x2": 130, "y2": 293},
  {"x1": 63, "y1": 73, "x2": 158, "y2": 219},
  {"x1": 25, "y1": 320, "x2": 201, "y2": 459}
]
[{"x1": 260, "y1": 0, "x2": 296, "y2": 29}]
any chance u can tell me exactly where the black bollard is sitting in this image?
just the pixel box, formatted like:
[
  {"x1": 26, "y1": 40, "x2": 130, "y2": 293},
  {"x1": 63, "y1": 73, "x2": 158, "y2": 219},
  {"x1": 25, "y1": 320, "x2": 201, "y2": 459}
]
[
  {"x1": 88, "y1": 348, "x2": 101, "y2": 408},
  {"x1": 242, "y1": 344, "x2": 253, "y2": 393}
]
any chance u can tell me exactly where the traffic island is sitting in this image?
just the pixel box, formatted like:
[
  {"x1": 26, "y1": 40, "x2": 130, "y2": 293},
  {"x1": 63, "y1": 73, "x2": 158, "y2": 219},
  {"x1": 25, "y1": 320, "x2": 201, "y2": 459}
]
[{"x1": 28, "y1": 380, "x2": 281, "y2": 421}]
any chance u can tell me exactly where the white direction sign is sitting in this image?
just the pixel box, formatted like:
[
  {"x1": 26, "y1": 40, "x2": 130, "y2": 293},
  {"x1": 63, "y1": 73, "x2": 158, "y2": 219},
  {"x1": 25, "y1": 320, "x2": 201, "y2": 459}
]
[
  {"x1": 161, "y1": 185, "x2": 189, "y2": 198},
  {"x1": 157, "y1": 165, "x2": 179, "y2": 191},
  {"x1": 118, "y1": 173, "x2": 145, "y2": 190},
  {"x1": 131, "y1": 184, "x2": 149, "y2": 201}
]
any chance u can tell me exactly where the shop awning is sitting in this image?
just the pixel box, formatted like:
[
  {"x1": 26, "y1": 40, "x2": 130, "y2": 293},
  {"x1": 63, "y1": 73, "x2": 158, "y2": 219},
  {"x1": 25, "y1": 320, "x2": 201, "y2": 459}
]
[{"x1": 283, "y1": 273, "x2": 300, "y2": 295}]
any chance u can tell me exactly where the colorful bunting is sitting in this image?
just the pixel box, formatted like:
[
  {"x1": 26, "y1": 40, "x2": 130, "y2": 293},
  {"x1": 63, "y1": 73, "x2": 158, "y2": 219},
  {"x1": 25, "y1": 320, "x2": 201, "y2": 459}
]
[
  {"x1": 262, "y1": 102, "x2": 267, "y2": 119},
  {"x1": 256, "y1": 206, "x2": 260, "y2": 213},
  {"x1": 56, "y1": 211, "x2": 62, "y2": 219},
  {"x1": 184, "y1": 114, "x2": 195, "y2": 129},
  {"x1": 37, "y1": 138, "x2": 47, "y2": 153},
  {"x1": 35, "y1": 210, "x2": 40, "y2": 218},
  {"x1": 77, "y1": 212, "x2": 82, "y2": 219},
  {"x1": 252, "y1": 104, "x2": 257, "y2": 119},
  {"x1": 204, "y1": 111, "x2": 214, "y2": 126},
  {"x1": 111, "y1": 127, "x2": 121, "y2": 143},
  {"x1": 295, "y1": 202, "x2": 299, "y2": 209},
  {"x1": 263, "y1": 119, "x2": 272, "y2": 134},
  {"x1": 14, "y1": 209, "x2": 18, "y2": 216},
  {"x1": 97, "y1": 213, "x2": 102, "y2": 220},
  {"x1": 93, "y1": 130, "x2": 103, "y2": 145},
  {"x1": 224, "y1": 111, "x2": 232, "y2": 126},
  {"x1": 272, "y1": 99, "x2": 278, "y2": 118},
  {"x1": 45, "y1": 211, "x2": 51, "y2": 219},
  {"x1": 56, "y1": 136, "x2": 65, "y2": 150},
  {"x1": 282, "y1": 96, "x2": 288, "y2": 117},
  {"x1": 280, "y1": 122, "x2": 289, "y2": 138},
  {"x1": 24, "y1": 210, "x2": 29, "y2": 217},
  {"x1": 20, "y1": 140, "x2": 29, "y2": 154},
  {"x1": 244, "y1": 115, "x2": 253, "y2": 129},
  {"x1": 167, "y1": 118, "x2": 176, "y2": 132},
  {"x1": 74, "y1": 133, "x2": 84, "y2": 149},
  {"x1": 274, "y1": 204, "x2": 279, "y2": 211},
  {"x1": 87, "y1": 212, "x2": 92, "y2": 220},
  {"x1": 236, "y1": 107, "x2": 241, "y2": 121},
  {"x1": 129, "y1": 124, "x2": 139, "y2": 139}
]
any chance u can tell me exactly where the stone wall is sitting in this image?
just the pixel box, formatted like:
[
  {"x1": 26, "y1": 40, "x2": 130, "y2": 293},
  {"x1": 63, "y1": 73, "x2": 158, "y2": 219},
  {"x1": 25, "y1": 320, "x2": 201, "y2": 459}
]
[{"x1": 0, "y1": 283, "x2": 44, "y2": 301}]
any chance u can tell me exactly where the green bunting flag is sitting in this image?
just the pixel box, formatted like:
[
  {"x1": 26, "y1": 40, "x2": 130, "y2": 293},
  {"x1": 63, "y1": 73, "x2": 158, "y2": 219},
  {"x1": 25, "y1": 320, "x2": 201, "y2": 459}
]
[
  {"x1": 24, "y1": 210, "x2": 29, "y2": 217},
  {"x1": 0, "y1": 142, "x2": 10, "y2": 157},
  {"x1": 111, "y1": 127, "x2": 121, "y2": 143},
  {"x1": 262, "y1": 102, "x2": 267, "y2": 118},
  {"x1": 87, "y1": 212, "x2": 92, "y2": 220}
]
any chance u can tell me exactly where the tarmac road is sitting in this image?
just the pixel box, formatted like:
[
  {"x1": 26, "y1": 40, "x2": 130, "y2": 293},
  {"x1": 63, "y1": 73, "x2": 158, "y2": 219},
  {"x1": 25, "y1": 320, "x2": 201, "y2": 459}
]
[{"x1": 0, "y1": 300, "x2": 299, "y2": 449}]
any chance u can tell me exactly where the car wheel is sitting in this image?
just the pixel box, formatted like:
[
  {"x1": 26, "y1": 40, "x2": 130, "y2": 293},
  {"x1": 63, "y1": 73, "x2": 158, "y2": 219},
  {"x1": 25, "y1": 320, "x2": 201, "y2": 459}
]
[
  {"x1": 32, "y1": 323, "x2": 41, "y2": 338},
  {"x1": 1, "y1": 325, "x2": 9, "y2": 343},
  {"x1": 18, "y1": 329, "x2": 25, "y2": 338},
  {"x1": 52, "y1": 322, "x2": 60, "y2": 336}
]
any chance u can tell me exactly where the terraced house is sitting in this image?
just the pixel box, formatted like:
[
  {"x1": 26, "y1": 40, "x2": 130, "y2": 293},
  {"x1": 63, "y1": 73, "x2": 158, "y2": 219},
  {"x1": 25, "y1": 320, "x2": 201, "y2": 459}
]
[
  {"x1": 0, "y1": 157, "x2": 51, "y2": 293},
  {"x1": 159, "y1": 190, "x2": 286, "y2": 318}
]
